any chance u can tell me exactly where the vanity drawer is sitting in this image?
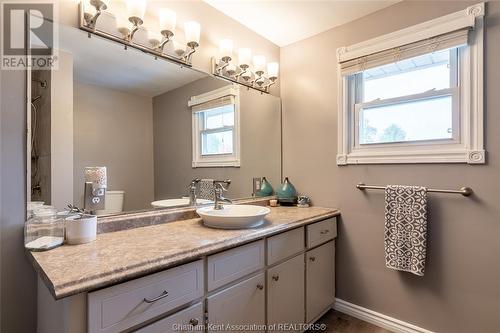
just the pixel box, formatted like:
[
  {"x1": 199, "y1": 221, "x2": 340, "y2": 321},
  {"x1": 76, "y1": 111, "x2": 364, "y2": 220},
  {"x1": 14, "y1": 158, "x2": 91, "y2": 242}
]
[
  {"x1": 307, "y1": 218, "x2": 337, "y2": 249},
  {"x1": 267, "y1": 227, "x2": 304, "y2": 265},
  {"x1": 135, "y1": 302, "x2": 203, "y2": 333},
  {"x1": 207, "y1": 240, "x2": 265, "y2": 291},
  {"x1": 88, "y1": 260, "x2": 203, "y2": 333}
]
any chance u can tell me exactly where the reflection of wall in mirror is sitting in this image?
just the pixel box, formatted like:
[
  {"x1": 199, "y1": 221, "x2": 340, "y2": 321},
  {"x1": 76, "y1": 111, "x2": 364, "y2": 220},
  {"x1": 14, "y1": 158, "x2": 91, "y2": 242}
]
[
  {"x1": 73, "y1": 82, "x2": 155, "y2": 212},
  {"x1": 153, "y1": 77, "x2": 281, "y2": 200}
]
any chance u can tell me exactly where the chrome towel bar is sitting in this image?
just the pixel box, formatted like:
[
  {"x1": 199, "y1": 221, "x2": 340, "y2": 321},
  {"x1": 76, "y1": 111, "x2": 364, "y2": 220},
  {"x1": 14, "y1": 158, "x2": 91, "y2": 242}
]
[{"x1": 356, "y1": 183, "x2": 473, "y2": 197}]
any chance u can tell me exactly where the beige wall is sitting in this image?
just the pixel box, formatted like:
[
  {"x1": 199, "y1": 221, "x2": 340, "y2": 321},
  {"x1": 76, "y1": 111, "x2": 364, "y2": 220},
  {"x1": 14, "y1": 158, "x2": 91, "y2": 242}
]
[
  {"x1": 153, "y1": 77, "x2": 281, "y2": 200},
  {"x1": 281, "y1": 1, "x2": 499, "y2": 332},
  {"x1": 73, "y1": 82, "x2": 155, "y2": 211}
]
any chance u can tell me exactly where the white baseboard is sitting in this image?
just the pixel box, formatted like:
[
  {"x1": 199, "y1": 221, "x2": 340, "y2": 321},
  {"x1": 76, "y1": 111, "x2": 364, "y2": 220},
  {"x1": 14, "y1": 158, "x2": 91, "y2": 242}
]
[{"x1": 333, "y1": 298, "x2": 435, "y2": 333}]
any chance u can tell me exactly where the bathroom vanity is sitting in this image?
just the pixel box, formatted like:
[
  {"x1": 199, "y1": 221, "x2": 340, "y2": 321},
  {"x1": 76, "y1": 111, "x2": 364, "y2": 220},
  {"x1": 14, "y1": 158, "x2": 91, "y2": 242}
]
[{"x1": 30, "y1": 205, "x2": 339, "y2": 333}]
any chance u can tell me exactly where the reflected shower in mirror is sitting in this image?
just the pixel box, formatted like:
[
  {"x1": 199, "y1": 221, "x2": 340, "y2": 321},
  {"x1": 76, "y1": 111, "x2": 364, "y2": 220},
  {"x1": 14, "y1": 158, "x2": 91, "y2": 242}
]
[{"x1": 27, "y1": 22, "x2": 281, "y2": 216}]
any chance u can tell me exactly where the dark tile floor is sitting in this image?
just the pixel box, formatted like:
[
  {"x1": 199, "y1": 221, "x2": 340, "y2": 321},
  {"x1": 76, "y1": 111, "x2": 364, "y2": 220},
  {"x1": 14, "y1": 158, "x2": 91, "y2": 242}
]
[{"x1": 308, "y1": 310, "x2": 392, "y2": 333}]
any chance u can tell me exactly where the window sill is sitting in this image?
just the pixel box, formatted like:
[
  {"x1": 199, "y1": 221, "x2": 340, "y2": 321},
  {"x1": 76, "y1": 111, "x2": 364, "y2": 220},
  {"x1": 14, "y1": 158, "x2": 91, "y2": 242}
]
[
  {"x1": 192, "y1": 159, "x2": 241, "y2": 168},
  {"x1": 337, "y1": 149, "x2": 485, "y2": 165}
]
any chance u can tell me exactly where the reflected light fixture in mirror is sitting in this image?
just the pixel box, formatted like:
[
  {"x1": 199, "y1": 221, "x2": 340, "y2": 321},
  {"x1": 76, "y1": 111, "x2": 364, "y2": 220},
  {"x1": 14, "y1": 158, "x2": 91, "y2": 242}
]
[
  {"x1": 216, "y1": 39, "x2": 233, "y2": 73},
  {"x1": 159, "y1": 8, "x2": 176, "y2": 44},
  {"x1": 123, "y1": 0, "x2": 146, "y2": 42}
]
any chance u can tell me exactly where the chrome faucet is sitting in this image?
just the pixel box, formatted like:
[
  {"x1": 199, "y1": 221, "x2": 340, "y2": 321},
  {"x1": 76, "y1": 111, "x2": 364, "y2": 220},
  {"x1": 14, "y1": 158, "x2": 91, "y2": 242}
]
[
  {"x1": 213, "y1": 180, "x2": 232, "y2": 210},
  {"x1": 187, "y1": 178, "x2": 201, "y2": 206}
]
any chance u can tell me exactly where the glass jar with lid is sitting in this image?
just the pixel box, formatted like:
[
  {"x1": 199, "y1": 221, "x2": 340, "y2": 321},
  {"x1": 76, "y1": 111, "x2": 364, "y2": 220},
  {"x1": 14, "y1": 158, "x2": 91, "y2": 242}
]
[{"x1": 24, "y1": 206, "x2": 64, "y2": 251}]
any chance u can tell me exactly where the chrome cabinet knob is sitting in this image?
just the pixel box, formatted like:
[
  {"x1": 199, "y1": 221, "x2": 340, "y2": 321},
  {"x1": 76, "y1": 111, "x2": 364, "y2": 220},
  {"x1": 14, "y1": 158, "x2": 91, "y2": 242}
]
[
  {"x1": 256, "y1": 284, "x2": 264, "y2": 290},
  {"x1": 309, "y1": 256, "x2": 316, "y2": 262},
  {"x1": 272, "y1": 275, "x2": 279, "y2": 281},
  {"x1": 189, "y1": 318, "x2": 199, "y2": 326}
]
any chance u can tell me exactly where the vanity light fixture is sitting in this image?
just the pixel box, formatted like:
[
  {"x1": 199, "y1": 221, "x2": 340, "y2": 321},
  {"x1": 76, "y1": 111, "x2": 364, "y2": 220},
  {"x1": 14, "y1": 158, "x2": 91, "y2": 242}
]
[
  {"x1": 83, "y1": 0, "x2": 107, "y2": 30},
  {"x1": 158, "y1": 8, "x2": 176, "y2": 52},
  {"x1": 183, "y1": 21, "x2": 201, "y2": 62},
  {"x1": 212, "y1": 45, "x2": 279, "y2": 93},
  {"x1": 215, "y1": 39, "x2": 234, "y2": 74},
  {"x1": 79, "y1": 1, "x2": 201, "y2": 66}
]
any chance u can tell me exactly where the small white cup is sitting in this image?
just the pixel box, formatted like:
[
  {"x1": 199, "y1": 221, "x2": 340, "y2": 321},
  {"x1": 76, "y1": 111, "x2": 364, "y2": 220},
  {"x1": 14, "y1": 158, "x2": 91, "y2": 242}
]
[{"x1": 65, "y1": 214, "x2": 97, "y2": 245}]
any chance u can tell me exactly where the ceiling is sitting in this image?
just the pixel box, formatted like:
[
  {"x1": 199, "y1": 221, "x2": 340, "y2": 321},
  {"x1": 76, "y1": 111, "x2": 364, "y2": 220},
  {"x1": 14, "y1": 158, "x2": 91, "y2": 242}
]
[
  {"x1": 203, "y1": 0, "x2": 399, "y2": 47},
  {"x1": 58, "y1": 23, "x2": 207, "y2": 98}
]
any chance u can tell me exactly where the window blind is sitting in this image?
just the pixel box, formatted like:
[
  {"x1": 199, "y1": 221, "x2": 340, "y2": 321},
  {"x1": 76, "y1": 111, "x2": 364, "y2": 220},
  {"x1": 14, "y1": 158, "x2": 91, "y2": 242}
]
[
  {"x1": 339, "y1": 28, "x2": 469, "y2": 76},
  {"x1": 191, "y1": 95, "x2": 235, "y2": 113}
]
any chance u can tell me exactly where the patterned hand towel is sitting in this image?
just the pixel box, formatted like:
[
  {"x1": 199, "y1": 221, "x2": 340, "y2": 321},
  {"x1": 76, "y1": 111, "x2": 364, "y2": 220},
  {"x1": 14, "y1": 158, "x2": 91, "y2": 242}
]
[
  {"x1": 384, "y1": 185, "x2": 428, "y2": 276},
  {"x1": 198, "y1": 179, "x2": 215, "y2": 200}
]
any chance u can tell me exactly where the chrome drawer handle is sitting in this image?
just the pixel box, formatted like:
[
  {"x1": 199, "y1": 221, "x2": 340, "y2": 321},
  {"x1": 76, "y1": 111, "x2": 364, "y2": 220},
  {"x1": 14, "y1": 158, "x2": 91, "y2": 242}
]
[
  {"x1": 272, "y1": 275, "x2": 279, "y2": 282},
  {"x1": 320, "y1": 229, "x2": 330, "y2": 235},
  {"x1": 189, "y1": 318, "x2": 199, "y2": 326},
  {"x1": 256, "y1": 284, "x2": 264, "y2": 290},
  {"x1": 143, "y1": 290, "x2": 168, "y2": 303}
]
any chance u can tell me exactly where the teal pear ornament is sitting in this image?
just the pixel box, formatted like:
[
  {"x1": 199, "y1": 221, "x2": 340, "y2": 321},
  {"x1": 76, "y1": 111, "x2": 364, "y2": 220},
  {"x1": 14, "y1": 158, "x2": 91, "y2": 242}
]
[
  {"x1": 256, "y1": 177, "x2": 274, "y2": 197},
  {"x1": 276, "y1": 177, "x2": 298, "y2": 205}
]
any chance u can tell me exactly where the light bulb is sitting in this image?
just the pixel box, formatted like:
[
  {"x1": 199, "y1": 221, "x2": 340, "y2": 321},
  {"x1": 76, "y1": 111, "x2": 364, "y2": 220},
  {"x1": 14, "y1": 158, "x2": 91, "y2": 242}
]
[
  {"x1": 184, "y1": 21, "x2": 200, "y2": 46},
  {"x1": 238, "y1": 48, "x2": 251, "y2": 68},
  {"x1": 126, "y1": 0, "x2": 146, "y2": 21},
  {"x1": 267, "y1": 62, "x2": 279, "y2": 78},
  {"x1": 219, "y1": 39, "x2": 233, "y2": 61},
  {"x1": 159, "y1": 8, "x2": 176, "y2": 34},
  {"x1": 253, "y1": 55, "x2": 266, "y2": 74}
]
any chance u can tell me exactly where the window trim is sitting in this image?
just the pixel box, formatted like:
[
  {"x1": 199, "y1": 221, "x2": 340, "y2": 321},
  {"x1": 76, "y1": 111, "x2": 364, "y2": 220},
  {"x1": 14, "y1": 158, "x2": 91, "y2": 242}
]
[
  {"x1": 190, "y1": 85, "x2": 241, "y2": 168},
  {"x1": 336, "y1": 3, "x2": 485, "y2": 165}
]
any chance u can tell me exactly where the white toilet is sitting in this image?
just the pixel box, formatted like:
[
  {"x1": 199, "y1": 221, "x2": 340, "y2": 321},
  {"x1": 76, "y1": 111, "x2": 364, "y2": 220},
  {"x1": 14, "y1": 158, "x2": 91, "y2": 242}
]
[{"x1": 96, "y1": 190, "x2": 125, "y2": 215}]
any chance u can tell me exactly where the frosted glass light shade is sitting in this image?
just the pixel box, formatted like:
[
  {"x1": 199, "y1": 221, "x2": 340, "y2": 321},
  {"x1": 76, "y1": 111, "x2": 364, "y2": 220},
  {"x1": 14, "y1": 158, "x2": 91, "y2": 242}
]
[
  {"x1": 253, "y1": 55, "x2": 266, "y2": 73},
  {"x1": 219, "y1": 39, "x2": 233, "y2": 59},
  {"x1": 116, "y1": 16, "x2": 131, "y2": 35},
  {"x1": 125, "y1": 0, "x2": 146, "y2": 20},
  {"x1": 147, "y1": 29, "x2": 162, "y2": 46},
  {"x1": 159, "y1": 8, "x2": 176, "y2": 32},
  {"x1": 238, "y1": 48, "x2": 251, "y2": 67},
  {"x1": 267, "y1": 62, "x2": 279, "y2": 78},
  {"x1": 185, "y1": 21, "x2": 201, "y2": 45}
]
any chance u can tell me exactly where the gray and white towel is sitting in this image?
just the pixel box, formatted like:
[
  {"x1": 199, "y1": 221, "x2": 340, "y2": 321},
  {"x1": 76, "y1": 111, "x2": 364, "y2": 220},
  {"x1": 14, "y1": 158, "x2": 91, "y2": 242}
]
[
  {"x1": 384, "y1": 185, "x2": 428, "y2": 276},
  {"x1": 198, "y1": 179, "x2": 215, "y2": 200}
]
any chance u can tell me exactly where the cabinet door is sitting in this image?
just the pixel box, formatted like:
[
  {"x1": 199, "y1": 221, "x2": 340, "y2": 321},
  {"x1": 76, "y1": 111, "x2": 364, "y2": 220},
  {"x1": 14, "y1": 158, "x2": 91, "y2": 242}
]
[
  {"x1": 207, "y1": 273, "x2": 265, "y2": 333},
  {"x1": 135, "y1": 302, "x2": 203, "y2": 333},
  {"x1": 267, "y1": 254, "x2": 304, "y2": 332},
  {"x1": 306, "y1": 241, "x2": 335, "y2": 323}
]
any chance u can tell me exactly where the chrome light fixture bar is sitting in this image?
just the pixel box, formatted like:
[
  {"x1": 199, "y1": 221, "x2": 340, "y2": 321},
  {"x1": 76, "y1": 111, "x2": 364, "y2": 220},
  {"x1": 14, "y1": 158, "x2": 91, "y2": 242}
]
[
  {"x1": 78, "y1": 1, "x2": 200, "y2": 67},
  {"x1": 212, "y1": 43, "x2": 279, "y2": 93}
]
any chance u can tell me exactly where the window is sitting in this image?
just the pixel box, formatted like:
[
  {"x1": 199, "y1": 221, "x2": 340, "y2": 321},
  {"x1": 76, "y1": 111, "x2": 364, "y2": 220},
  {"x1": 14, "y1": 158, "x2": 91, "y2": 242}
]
[
  {"x1": 190, "y1": 85, "x2": 240, "y2": 167},
  {"x1": 337, "y1": 3, "x2": 485, "y2": 165},
  {"x1": 356, "y1": 49, "x2": 458, "y2": 146}
]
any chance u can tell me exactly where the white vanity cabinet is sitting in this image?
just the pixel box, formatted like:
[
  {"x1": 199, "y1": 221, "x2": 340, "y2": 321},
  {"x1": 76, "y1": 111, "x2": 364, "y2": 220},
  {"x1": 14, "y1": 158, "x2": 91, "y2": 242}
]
[
  {"x1": 306, "y1": 241, "x2": 335, "y2": 322},
  {"x1": 40, "y1": 216, "x2": 337, "y2": 333},
  {"x1": 207, "y1": 273, "x2": 266, "y2": 332},
  {"x1": 267, "y1": 254, "x2": 305, "y2": 332}
]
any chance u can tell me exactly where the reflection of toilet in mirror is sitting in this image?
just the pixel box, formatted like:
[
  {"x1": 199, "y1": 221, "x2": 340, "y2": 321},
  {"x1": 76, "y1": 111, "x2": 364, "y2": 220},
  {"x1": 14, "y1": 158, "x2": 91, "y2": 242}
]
[{"x1": 96, "y1": 191, "x2": 124, "y2": 216}]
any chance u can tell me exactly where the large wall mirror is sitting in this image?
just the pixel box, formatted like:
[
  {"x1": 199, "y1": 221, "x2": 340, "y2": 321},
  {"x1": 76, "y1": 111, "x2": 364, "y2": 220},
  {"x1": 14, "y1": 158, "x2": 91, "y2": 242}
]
[{"x1": 27, "y1": 21, "x2": 282, "y2": 216}]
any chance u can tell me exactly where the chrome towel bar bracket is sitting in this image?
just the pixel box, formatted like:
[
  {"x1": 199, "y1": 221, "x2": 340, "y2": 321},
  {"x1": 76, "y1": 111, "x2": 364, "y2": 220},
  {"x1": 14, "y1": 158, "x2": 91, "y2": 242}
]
[{"x1": 356, "y1": 183, "x2": 473, "y2": 197}]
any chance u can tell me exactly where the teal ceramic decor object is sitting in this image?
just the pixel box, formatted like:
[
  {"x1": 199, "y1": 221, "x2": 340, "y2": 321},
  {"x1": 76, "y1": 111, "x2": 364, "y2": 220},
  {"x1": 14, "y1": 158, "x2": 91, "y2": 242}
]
[
  {"x1": 276, "y1": 177, "x2": 298, "y2": 205},
  {"x1": 256, "y1": 177, "x2": 274, "y2": 197}
]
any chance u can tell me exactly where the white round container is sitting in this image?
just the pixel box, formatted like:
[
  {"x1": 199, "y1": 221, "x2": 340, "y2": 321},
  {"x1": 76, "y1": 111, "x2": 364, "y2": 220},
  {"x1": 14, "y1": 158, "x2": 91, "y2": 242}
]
[{"x1": 65, "y1": 214, "x2": 97, "y2": 245}]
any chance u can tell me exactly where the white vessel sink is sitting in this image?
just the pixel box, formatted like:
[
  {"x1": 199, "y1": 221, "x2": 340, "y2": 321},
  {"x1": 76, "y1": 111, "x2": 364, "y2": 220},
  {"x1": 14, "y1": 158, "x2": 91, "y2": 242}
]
[
  {"x1": 151, "y1": 198, "x2": 212, "y2": 208},
  {"x1": 197, "y1": 204, "x2": 271, "y2": 229}
]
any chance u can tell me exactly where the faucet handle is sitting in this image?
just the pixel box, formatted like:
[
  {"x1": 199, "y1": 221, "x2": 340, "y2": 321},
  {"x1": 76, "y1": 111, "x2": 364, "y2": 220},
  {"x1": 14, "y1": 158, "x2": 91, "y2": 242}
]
[
  {"x1": 187, "y1": 178, "x2": 201, "y2": 188},
  {"x1": 214, "y1": 179, "x2": 231, "y2": 191}
]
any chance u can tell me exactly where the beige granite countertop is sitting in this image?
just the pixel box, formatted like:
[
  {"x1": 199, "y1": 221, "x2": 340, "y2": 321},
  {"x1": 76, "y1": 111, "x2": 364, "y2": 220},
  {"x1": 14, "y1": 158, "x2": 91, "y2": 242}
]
[{"x1": 29, "y1": 206, "x2": 339, "y2": 299}]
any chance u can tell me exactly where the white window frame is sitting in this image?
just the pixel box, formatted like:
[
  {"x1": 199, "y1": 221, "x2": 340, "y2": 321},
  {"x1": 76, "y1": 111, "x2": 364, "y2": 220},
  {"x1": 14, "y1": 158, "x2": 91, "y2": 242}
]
[
  {"x1": 336, "y1": 3, "x2": 485, "y2": 165},
  {"x1": 189, "y1": 85, "x2": 241, "y2": 168}
]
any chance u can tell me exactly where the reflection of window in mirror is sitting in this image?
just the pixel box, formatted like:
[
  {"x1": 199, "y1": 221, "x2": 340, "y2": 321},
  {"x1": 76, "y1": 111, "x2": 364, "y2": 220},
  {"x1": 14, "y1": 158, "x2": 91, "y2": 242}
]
[{"x1": 189, "y1": 85, "x2": 241, "y2": 168}]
